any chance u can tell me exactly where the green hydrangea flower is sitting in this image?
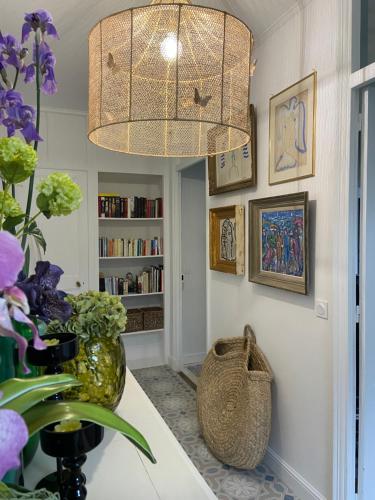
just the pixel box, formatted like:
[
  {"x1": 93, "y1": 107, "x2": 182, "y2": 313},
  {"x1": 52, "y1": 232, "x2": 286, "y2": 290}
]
[
  {"x1": 0, "y1": 191, "x2": 23, "y2": 218},
  {"x1": 36, "y1": 172, "x2": 83, "y2": 217},
  {"x1": 0, "y1": 137, "x2": 38, "y2": 184}
]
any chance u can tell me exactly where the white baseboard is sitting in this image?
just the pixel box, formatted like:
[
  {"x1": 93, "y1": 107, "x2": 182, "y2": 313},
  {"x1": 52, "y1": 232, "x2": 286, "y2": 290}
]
[
  {"x1": 182, "y1": 352, "x2": 206, "y2": 365},
  {"x1": 127, "y1": 356, "x2": 165, "y2": 370},
  {"x1": 264, "y1": 447, "x2": 327, "y2": 500},
  {"x1": 168, "y1": 355, "x2": 180, "y2": 371}
]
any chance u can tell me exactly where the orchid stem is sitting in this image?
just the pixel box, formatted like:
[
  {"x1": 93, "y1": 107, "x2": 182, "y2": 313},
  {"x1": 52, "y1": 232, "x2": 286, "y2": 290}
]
[
  {"x1": 22, "y1": 31, "x2": 41, "y2": 255},
  {"x1": 16, "y1": 211, "x2": 42, "y2": 238},
  {"x1": 0, "y1": 183, "x2": 10, "y2": 230}
]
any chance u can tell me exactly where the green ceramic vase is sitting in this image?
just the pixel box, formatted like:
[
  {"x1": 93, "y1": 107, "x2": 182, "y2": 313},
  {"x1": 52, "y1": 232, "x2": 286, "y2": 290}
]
[
  {"x1": 0, "y1": 322, "x2": 42, "y2": 485},
  {"x1": 63, "y1": 336, "x2": 126, "y2": 410}
]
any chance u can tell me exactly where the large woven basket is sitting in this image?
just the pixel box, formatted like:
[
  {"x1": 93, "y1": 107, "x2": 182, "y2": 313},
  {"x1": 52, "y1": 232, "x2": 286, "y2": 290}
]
[{"x1": 197, "y1": 325, "x2": 273, "y2": 469}]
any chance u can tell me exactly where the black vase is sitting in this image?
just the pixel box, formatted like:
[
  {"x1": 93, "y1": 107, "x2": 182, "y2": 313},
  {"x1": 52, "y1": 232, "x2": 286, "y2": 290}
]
[
  {"x1": 27, "y1": 333, "x2": 79, "y2": 377},
  {"x1": 37, "y1": 421, "x2": 104, "y2": 500}
]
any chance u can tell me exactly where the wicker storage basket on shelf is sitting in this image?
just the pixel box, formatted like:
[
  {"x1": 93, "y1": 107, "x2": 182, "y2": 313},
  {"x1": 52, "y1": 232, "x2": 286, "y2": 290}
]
[
  {"x1": 197, "y1": 325, "x2": 273, "y2": 469},
  {"x1": 142, "y1": 307, "x2": 164, "y2": 331},
  {"x1": 125, "y1": 309, "x2": 143, "y2": 333}
]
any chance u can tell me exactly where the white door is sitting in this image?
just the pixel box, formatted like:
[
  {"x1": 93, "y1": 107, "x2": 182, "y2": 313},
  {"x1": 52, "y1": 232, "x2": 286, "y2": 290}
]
[
  {"x1": 358, "y1": 85, "x2": 375, "y2": 499},
  {"x1": 16, "y1": 169, "x2": 89, "y2": 295},
  {"x1": 180, "y1": 162, "x2": 207, "y2": 366}
]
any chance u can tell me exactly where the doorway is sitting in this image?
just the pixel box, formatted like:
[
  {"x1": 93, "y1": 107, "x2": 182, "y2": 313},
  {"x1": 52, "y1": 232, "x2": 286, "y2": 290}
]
[{"x1": 179, "y1": 161, "x2": 207, "y2": 383}]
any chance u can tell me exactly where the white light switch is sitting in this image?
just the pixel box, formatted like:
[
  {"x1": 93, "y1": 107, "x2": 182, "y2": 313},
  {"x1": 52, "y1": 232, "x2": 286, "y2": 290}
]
[{"x1": 315, "y1": 300, "x2": 328, "y2": 320}]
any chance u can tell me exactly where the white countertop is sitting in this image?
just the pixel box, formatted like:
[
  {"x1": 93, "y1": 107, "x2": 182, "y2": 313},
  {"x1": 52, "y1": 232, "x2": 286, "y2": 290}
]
[{"x1": 24, "y1": 370, "x2": 217, "y2": 500}]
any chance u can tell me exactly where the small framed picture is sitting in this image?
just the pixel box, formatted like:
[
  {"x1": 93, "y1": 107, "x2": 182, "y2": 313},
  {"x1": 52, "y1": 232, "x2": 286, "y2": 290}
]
[
  {"x1": 210, "y1": 205, "x2": 245, "y2": 275},
  {"x1": 208, "y1": 105, "x2": 257, "y2": 195},
  {"x1": 269, "y1": 72, "x2": 316, "y2": 185},
  {"x1": 249, "y1": 192, "x2": 309, "y2": 295}
]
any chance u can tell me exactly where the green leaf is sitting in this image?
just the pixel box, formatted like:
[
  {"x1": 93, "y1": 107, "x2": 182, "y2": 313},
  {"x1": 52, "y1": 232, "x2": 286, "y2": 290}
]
[
  {"x1": 0, "y1": 482, "x2": 13, "y2": 498},
  {"x1": 2, "y1": 382, "x2": 82, "y2": 415},
  {"x1": 23, "y1": 401, "x2": 156, "y2": 464},
  {"x1": 23, "y1": 221, "x2": 47, "y2": 253},
  {"x1": 3, "y1": 214, "x2": 26, "y2": 233},
  {"x1": 0, "y1": 374, "x2": 80, "y2": 407}
]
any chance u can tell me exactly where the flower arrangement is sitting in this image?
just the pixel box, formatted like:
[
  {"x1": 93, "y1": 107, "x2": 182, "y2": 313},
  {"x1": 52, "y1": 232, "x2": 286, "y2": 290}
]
[
  {"x1": 47, "y1": 292, "x2": 127, "y2": 409},
  {"x1": 48, "y1": 291, "x2": 127, "y2": 342},
  {"x1": 0, "y1": 9, "x2": 82, "y2": 264}
]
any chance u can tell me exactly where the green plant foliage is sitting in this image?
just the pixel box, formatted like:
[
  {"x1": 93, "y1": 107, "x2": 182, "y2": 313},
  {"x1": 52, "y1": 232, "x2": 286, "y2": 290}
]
[
  {"x1": 0, "y1": 374, "x2": 78, "y2": 407},
  {"x1": 0, "y1": 482, "x2": 59, "y2": 498},
  {"x1": 36, "y1": 172, "x2": 82, "y2": 218},
  {"x1": 2, "y1": 382, "x2": 81, "y2": 414},
  {"x1": 21, "y1": 221, "x2": 46, "y2": 253},
  {"x1": 0, "y1": 137, "x2": 37, "y2": 184},
  {"x1": 0, "y1": 191, "x2": 23, "y2": 219},
  {"x1": 23, "y1": 400, "x2": 156, "y2": 464},
  {"x1": 47, "y1": 291, "x2": 127, "y2": 342}
]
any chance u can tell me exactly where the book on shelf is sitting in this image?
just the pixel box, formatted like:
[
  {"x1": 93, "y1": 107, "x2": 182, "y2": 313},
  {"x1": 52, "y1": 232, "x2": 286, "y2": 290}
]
[
  {"x1": 99, "y1": 266, "x2": 164, "y2": 296},
  {"x1": 99, "y1": 237, "x2": 163, "y2": 258},
  {"x1": 98, "y1": 193, "x2": 163, "y2": 219}
]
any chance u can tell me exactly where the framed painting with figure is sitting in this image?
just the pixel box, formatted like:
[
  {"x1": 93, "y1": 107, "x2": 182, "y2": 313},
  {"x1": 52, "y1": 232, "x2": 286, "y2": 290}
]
[
  {"x1": 249, "y1": 192, "x2": 309, "y2": 294},
  {"x1": 210, "y1": 205, "x2": 245, "y2": 275},
  {"x1": 208, "y1": 105, "x2": 257, "y2": 195},
  {"x1": 269, "y1": 72, "x2": 316, "y2": 185}
]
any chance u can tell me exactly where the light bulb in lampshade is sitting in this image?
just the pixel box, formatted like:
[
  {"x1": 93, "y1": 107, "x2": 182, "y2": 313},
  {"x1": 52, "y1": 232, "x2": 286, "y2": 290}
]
[{"x1": 160, "y1": 32, "x2": 182, "y2": 61}]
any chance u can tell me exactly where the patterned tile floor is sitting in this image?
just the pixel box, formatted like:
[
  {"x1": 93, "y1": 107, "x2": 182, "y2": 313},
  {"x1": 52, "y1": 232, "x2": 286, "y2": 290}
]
[{"x1": 133, "y1": 365, "x2": 298, "y2": 500}]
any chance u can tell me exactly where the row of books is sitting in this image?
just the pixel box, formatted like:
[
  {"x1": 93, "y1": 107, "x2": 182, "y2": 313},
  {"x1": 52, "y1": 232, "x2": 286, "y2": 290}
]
[
  {"x1": 98, "y1": 194, "x2": 163, "y2": 219},
  {"x1": 99, "y1": 237, "x2": 163, "y2": 258},
  {"x1": 99, "y1": 266, "x2": 164, "y2": 295}
]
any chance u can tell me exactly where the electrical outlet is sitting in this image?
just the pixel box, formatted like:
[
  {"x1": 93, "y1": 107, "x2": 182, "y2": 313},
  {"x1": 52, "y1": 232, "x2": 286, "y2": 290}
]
[{"x1": 315, "y1": 300, "x2": 328, "y2": 320}]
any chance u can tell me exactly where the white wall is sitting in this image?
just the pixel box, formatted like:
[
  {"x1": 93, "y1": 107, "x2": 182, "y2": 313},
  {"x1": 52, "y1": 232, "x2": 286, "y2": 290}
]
[
  {"x1": 201, "y1": 1, "x2": 343, "y2": 498},
  {"x1": 29, "y1": 108, "x2": 171, "y2": 369}
]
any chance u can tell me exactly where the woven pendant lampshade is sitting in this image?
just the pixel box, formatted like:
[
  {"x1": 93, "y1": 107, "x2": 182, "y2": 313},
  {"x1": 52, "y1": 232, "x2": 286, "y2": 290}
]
[{"x1": 88, "y1": 0, "x2": 253, "y2": 157}]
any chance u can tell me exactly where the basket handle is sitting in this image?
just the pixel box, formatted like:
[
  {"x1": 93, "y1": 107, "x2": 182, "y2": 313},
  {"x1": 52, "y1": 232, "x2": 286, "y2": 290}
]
[{"x1": 244, "y1": 324, "x2": 256, "y2": 344}]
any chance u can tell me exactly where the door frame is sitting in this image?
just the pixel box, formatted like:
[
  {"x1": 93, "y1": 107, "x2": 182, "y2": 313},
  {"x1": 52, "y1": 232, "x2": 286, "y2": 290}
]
[
  {"x1": 332, "y1": 0, "x2": 375, "y2": 497},
  {"x1": 170, "y1": 159, "x2": 210, "y2": 371}
]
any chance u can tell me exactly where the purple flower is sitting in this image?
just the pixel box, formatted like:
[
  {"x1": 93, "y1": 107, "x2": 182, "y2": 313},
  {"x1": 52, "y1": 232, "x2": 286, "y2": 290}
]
[
  {"x1": 20, "y1": 42, "x2": 58, "y2": 96},
  {"x1": 0, "y1": 232, "x2": 46, "y2": 374},
  {"x1": 2, "y1": 102, "x2": 42, "y2": 144},
  {"x1": 17, "y1": 261, "x2": 72, "y2": 324},
  {"x1": 0, "y1": 231, "x2": 25, "y2": 290},
  {"x1": 22, "y1": 10, "x2": 59, "y2": 44},
  {"x1": 0, "y1": 408, "x2": 28, "y2": 480},
  {"x1": 0, "y1": 89, "x2": 41, "y2": 143},
  {"x1": 39, "y1": 43, "x2": 57, "y2": 95},
  {"x1": 0, "y1": 33, "x2": 27, "y2": 72}
]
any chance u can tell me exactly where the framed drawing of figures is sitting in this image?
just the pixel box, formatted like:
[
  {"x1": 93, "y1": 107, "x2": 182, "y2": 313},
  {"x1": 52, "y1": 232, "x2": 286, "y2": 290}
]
[
  {"x1": 249, "y1": 192, "x2": 309, "y2": 294},
  {"x1": 210, "y1": 205, "x2": 245, "y2": 275},
  {"x1": 208, "y1": 105, "x2": 257, "y2": 196},
  {"x1": 269, "y1": 72, "x2": 316, "y2": 185}
]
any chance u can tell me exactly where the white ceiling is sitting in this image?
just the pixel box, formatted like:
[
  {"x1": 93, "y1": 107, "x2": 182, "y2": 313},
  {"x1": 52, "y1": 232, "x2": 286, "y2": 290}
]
[{"x1": 1, "y1": 0, "x2": 297, "y2": 110}]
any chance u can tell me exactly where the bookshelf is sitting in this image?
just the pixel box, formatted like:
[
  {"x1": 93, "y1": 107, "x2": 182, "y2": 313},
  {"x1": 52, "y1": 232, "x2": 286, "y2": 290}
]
[{"x1": 98, "y1": 172, "x2": 165, "y2": 340}]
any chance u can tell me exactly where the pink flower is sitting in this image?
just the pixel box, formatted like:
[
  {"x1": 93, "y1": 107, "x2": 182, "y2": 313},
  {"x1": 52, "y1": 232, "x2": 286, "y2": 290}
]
[
  {"x1": 0, "y1": 409, "x2": 28, "y2": 480},
  {"x1": 0, "y1": 232, "x2": 46, "y2": 374}
]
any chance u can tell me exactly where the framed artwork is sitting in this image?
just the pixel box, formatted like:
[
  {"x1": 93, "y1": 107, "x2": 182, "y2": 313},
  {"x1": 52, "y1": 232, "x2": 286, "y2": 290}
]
[
  {"x1": 269, "y1": 72, "x2": 316, "y2": 185},
  {"x1": 208, "y1": 105, "x2": 257, "y2": 195},
  {"x1": 210, "y1": 205, "x2": 245, "y2": 275},
  {"x1": 249, "y1": 192, "x2": 309, "y2": 295}
]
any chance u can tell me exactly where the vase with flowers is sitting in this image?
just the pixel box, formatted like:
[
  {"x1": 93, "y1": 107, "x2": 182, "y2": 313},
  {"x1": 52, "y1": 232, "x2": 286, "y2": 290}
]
[{"x1": 47, "y1": 291, "x2": 127, "y2": 411}]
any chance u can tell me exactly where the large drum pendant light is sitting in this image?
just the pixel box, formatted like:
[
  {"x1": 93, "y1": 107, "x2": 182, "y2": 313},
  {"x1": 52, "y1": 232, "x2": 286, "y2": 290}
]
[{"x1": 88, "y1": 0, "x2": 253, "y2": 157}]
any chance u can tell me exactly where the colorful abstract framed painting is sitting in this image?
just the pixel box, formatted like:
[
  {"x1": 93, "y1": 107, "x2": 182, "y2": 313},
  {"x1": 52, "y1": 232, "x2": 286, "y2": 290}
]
[
  {"x1": 210, "y1": 205, "x2": 245, "y2": 275},
  {"x1": 249, "y1": 192, "x2": 309, "y2": 294},
  {"x1": 269, "y1": 72, "x2": 316, "y2": 185},
  {"x1": 208, "y1": 105, "x2": 257, "y2": 196}
]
